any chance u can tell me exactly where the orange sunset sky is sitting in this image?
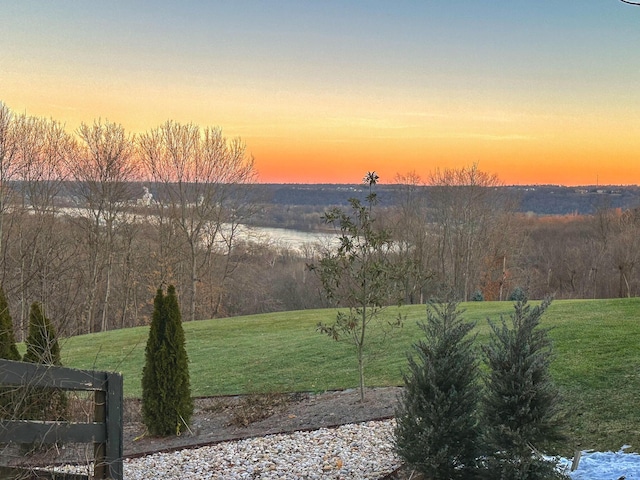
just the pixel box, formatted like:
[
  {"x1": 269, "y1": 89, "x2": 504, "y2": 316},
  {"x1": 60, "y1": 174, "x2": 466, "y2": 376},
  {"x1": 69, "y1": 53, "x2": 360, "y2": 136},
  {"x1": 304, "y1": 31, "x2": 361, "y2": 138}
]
[{"x1": 2, "y1": 1, "x2": 640, "y2": 185}]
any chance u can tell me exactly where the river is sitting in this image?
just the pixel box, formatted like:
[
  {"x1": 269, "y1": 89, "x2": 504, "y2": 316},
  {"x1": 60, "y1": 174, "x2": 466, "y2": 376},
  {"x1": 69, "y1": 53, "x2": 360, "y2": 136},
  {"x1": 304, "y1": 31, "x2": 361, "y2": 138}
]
[{"x1": 57, "y1": 206, "x2": 336, "y2": 253}]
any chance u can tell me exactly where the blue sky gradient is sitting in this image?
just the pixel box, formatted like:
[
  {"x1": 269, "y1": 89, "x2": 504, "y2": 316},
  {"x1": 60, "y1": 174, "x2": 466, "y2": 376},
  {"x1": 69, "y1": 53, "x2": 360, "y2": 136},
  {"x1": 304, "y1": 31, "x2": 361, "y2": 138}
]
[{"x1": 2, "y1": 1, "x2": 640, "y2": 184}]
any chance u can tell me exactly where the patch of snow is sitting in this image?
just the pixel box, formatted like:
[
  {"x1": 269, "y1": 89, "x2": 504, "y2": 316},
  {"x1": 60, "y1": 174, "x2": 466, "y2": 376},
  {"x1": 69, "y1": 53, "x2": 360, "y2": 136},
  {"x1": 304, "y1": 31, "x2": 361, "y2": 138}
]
[{"x1": 557, "y1": 446, "x2": 640, "y2": 479}]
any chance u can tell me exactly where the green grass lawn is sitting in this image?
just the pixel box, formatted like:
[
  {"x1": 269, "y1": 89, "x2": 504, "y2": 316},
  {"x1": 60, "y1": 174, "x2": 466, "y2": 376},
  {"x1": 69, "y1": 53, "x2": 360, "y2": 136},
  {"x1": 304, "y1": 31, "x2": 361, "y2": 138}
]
[{"x1": 55, "y1": 298, "x2": 640, "y2": 454}]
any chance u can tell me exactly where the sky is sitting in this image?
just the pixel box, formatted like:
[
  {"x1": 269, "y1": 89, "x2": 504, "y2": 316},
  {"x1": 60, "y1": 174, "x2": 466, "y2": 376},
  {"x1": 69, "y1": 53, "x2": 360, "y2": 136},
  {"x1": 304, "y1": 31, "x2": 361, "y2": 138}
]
[{"x1": 2, "y1": 1, "x2": 640, "y2": 185}]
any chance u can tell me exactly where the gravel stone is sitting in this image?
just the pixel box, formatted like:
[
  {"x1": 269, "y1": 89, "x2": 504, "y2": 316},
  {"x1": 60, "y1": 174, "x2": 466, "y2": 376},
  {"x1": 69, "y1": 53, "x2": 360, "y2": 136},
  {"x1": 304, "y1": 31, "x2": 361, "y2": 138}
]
[{"x1": 50, "y1": 419, "x2": 400, "y2": 479}]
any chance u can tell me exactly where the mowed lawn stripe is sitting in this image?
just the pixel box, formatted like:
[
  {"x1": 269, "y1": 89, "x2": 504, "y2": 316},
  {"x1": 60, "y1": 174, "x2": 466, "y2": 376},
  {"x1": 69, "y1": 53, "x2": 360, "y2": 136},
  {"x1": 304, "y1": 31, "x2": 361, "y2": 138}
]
[{"x1": 51, "y1": 298, "x2": 640, "y2": 452}]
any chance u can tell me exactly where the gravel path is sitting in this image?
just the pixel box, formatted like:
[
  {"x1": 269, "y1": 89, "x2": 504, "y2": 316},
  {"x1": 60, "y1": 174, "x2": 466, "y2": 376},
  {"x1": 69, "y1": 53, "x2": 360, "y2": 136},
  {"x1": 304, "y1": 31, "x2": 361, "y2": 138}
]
[{"x1": 51, "y1": 419, "x2": 400, "y2": 479}]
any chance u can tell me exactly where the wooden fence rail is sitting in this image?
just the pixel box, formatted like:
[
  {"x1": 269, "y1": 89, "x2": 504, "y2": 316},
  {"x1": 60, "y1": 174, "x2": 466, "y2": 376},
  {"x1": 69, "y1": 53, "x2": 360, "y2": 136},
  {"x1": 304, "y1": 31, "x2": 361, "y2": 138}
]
[{"x1": 0, "y1": 359, "x2": 123, "y2": 480}]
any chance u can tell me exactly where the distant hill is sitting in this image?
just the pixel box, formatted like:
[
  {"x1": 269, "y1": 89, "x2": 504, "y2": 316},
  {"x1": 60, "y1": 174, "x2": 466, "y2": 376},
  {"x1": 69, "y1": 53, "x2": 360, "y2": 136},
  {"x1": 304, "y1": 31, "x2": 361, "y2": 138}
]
[
  {"x1": 257, "y1": 184, "x2": 640, "y2": 216},
  {"x1": 29, "y1": 181, "x2": 638, "y2": 217},
  {"x1": 512, "y1": 185, "x2": 640, "y2": 215}
]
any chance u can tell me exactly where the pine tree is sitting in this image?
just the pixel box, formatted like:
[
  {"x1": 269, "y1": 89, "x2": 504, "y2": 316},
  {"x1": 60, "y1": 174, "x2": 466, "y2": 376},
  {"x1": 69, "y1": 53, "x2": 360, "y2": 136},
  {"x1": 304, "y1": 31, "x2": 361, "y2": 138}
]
[
  {"x1": 0, "y1": 286, "x2": 19, "y2": 420},
  {"x1": 0, "y1": 286, "x2": 20, "y2": 361},
  {"x1": 142, "y1": 286, "x2": 193, "y2": 436},
  {"x1": 22, "y1": 302, "x2": 66, "y2": 421},
  {"x1": 23, "y1": 302, "x2": 61, "y2": 366},
  {"x1": 163, "y1": 285, "x2": 193, "y2": 431},
  {"x1": 141, "y1": 288, "x2": 165, "y2": 434},
  {"x1": 394, "y1": 300, "x2": 481, "y2": 480},
  {"x1": 482, "y1": 297, "x2": 567, "y2": 480}
]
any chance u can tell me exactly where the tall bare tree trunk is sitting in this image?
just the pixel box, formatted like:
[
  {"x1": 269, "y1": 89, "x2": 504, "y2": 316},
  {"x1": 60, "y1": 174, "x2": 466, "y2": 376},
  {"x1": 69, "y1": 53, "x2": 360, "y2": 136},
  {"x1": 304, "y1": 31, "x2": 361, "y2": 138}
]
[
  {"x1": 101, "y1": 249, "x2": 113, "y2": 332},
  {"x1": 190, "y1": 240, "x2": 197, "y2": 322}
]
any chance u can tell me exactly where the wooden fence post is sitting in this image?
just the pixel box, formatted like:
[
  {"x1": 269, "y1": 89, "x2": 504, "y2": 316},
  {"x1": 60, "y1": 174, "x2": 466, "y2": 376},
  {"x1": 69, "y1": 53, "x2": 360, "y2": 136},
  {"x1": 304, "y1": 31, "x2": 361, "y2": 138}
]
[
  {"x1": 105, "y1": 372, "x2": 123, "y2": 480},
  {"x1": 0, "y1": 359, "x2": 123, "y2": 480}
]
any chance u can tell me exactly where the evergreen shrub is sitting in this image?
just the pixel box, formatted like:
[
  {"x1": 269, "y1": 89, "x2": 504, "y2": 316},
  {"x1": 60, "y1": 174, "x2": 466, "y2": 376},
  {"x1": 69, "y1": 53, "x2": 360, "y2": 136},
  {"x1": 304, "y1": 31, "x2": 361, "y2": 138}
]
[
  {"x1": 22, "y1": 302, "x2": 67, "y2": 421},
  {"x1": 0, "y1": 287, "x2": 20, "y2": 420},
  {"x1": 395, "y1": 300, "x2": 482, "y2": 479},
  {"x1": 471, "y1": 290, "x2": 484, "y2": 301},
  {"x1": 395, "y1": 297, "x2": 569, "y2": 480},
  {"x1": 481, "y1": 298, "x2": 567, "y2": 480},
  {"x1": 0, "y1": 287, "x2": 20, "y2": 361},
  {"x1": 508, "y1": 286, "x2": 527, "y2": 302},
  {"x1": 142, "y1": 285, "x2": 193, "y2": 436}
]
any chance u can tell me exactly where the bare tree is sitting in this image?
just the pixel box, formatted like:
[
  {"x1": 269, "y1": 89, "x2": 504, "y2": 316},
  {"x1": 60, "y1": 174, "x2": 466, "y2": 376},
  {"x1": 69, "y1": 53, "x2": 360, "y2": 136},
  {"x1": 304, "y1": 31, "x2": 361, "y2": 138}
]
[
  {"x1": 138, "y1": 121, "x2": 257, "y2": 322},
  {"x1": 11, "y1": 113, "x2": 74, "y2": 337},
  {"x1": 601, "y1": 208, "x2": 640, "y2": 298},
  {"x1": 390, "y1": 171, "x2": 436, "y2": 304},
  {"x1": 68, "y1": 120, "x2": 136, "y2": 333},
  {"x1": 429, "y1": 163, "x2": 517, "y2": 301},
  {"x1": 14, "y1": 114, "x2": 71, "y2": 212},
  {"x1": 0, "y1": 103, "x2": 20, "y2": 282}
]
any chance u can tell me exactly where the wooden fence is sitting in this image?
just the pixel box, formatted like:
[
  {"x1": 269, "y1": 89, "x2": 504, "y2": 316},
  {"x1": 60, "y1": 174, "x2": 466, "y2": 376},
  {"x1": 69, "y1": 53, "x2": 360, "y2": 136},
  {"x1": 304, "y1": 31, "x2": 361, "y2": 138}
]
[{"x1": 0, "y1": 359, "x2": 123, "y2": 480}]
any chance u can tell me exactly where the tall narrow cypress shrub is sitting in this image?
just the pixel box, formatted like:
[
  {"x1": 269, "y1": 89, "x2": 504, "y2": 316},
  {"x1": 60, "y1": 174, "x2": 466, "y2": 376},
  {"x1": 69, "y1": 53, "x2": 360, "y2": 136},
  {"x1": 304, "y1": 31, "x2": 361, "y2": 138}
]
[
  {"x1": 482, "y1": 297, "x2": 567, "y2": 480},
  {"x1": 0, "y1": 286, "x2": 20, "y2": 361},
  {"x1": 142, "y1": 285, "x2": 192, "y2": 436},
  {"x1": 142, "y1": 288, "x2": 166, "y2": 434},
  {"x1": 0, "y1": 286, "x2": 20, "y2": 419},
  {"x1": 23, "y1": 302, "x2": 61, "y2": 366},
  {"x1": 22, "y1": 302, "x2": 66, "y2": 421},
  {"x1": 163, "y1": 285, "x2": 193, "y2": 431},
  {"x1": 394, "y1": 300, "x2": 481, "y2": 479}
]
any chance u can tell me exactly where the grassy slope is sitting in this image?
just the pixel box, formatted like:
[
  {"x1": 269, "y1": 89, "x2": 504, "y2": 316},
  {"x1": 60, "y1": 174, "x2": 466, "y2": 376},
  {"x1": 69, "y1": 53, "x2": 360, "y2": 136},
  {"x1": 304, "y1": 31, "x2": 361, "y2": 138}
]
[{"x1": 55, "y1": 298, "x2": 640, "y2": 453}]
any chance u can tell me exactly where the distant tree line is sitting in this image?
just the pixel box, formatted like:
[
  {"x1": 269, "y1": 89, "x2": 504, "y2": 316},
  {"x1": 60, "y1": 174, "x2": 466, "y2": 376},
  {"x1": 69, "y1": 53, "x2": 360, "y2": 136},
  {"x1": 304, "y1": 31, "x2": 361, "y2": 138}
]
[
  {"x1": 0, "y1": 101, "x2": 262, "y2": 338},
  {"x1": 250, "y1": 184, "x2": 640, "y2": 218},
  {"x1": 384, "y1": 167, "x2": 640, "y2": 303},
  {"x1": 1, "y1": 100, "x2": 640, "y2": 342}
]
